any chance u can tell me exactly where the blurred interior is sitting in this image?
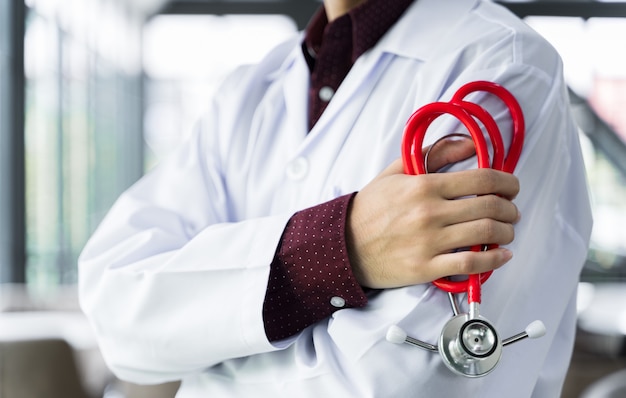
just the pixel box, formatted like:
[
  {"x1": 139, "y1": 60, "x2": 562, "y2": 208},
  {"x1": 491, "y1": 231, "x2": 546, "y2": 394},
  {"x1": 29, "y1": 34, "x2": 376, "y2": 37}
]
[{"x1": 1, "y1": 0, "x2": 625, "y2": 397}]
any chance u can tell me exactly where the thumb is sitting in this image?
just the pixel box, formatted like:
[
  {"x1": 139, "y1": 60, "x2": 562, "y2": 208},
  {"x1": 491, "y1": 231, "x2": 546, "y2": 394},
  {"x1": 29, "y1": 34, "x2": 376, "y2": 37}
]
[
  {"x1": 422, "y1": 135, "x2": 476, "y2": 173},
  {"x1": 376, "y1": 158, "x2": 406, "y2": 178}
]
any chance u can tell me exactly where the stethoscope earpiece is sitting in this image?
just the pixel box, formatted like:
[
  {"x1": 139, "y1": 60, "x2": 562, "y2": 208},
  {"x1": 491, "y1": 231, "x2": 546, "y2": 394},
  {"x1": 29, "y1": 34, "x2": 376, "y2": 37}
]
[{"x1": 388, "y1": 81, "x2": 545, "y2": 377}]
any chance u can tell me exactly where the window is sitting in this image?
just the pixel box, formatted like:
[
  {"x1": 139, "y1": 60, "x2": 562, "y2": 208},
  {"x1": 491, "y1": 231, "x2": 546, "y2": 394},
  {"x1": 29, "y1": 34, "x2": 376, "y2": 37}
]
[{"x1": 24, "y1": 0, "x2": 144, "y2": 288}]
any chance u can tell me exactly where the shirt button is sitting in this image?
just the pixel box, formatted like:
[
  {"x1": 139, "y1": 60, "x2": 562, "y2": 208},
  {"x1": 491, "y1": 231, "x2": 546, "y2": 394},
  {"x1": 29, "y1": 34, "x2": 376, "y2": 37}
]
[
  {"x1": 319, "y1": 86, "x2": 335, "y2": 102},
  {"x1": 330, "y1": 296, "x2": 346, "y2": 308},
  {"x1": 306, "y1": 45, "x2": 317, "y2": 59},
  {"x1": 286, "y1": 157, "x2": 309, "y2": 180}
]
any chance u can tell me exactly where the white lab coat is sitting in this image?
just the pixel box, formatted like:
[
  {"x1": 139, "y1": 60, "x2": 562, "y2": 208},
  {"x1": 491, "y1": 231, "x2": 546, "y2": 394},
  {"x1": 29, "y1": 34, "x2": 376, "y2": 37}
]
[{"x1": 78, "y1": 0, "x2": 593, "y2": 396}]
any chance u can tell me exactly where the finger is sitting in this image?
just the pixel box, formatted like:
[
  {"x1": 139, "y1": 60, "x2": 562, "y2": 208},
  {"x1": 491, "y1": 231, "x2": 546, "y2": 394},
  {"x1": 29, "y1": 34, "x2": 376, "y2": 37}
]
[
  {"x1": 438, "y1": 219, "x2": 515, "y2": 253},
  {"x1": 377, "y1": 158, "x2": 406, "y2": 178},
  {"x1": 422, "y1": 135, "x2": 476, "y2": 173},
  {"x1": 386, "y1": 135, "x2": 477, "y2": 179},
  {"x1": 438, "y1": 194, "x2": 520, "y2": 226},
  {"x1": 431, "y1": 168, "x2": 520, "y2": 200},
  {"x1": 428, "y1": 248, "x2": 513, "y2": 280}
]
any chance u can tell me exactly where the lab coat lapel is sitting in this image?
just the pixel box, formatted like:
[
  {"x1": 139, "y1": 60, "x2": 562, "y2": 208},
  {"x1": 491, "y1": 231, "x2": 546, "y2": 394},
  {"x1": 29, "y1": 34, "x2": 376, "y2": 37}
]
[
  {"x1": 275, "y1": 0, "x2": 477, "y2": 156},
  {"x1": 280, "y1": 45, "x2": 310, "y2": 149},
  {"x1": 306, "y1": 49, "x2": 395, "y2": 147}
]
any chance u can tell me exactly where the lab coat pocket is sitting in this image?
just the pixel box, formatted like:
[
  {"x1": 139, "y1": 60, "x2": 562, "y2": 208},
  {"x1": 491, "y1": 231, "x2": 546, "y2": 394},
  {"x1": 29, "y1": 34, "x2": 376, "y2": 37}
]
[{"x1": 327, "y1": 284, "x2": 436, "y2": 362}]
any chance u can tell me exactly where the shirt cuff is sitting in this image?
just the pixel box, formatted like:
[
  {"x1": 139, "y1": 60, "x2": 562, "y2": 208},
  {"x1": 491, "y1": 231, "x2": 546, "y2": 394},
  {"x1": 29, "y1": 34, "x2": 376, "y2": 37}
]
[{"x1": 263, "y1": 193, "x2": 368, "y2": 342}]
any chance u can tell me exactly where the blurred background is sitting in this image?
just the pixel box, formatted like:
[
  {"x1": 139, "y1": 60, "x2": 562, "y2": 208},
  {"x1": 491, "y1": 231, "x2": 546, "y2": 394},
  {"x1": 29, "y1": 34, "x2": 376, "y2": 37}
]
[{"x1": 0, "y1": 0, "x2": 625, "y2": 397}]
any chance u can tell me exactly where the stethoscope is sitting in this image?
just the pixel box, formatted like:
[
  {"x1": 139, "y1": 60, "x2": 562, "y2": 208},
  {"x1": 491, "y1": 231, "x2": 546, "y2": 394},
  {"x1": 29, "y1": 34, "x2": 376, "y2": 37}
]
[{"x1": 385, "y1": 81, "x2": 546, "y2": 377}]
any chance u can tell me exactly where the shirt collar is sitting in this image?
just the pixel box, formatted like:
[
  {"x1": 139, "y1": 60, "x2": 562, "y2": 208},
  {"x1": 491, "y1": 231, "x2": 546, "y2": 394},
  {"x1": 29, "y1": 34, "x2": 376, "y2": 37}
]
[{"x1": 302, "y1": 0, "x2": 415, "y2": 65}]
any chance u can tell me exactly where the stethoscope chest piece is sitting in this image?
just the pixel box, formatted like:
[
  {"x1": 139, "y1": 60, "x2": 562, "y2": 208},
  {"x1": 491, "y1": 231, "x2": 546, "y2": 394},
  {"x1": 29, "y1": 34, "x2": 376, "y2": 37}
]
[
  {"x1": 386, "y1": 294, "x2": 545, "y2": 378},
  {"x1": 439, "y1": 315, "x2": 502, "y2": 377}
]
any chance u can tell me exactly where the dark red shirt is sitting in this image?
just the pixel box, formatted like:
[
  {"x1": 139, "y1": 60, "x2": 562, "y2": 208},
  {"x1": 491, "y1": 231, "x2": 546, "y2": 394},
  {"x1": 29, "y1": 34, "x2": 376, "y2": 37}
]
[
  {"x1": 304, "y1": 0, "x2": 414, "y2": 129},
  {"x1": 263, "y1": 0, "x2": 414, "y2": 342}
]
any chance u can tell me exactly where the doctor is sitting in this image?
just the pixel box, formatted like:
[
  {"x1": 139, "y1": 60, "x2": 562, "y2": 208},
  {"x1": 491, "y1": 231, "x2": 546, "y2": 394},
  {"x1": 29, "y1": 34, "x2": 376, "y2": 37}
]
[{"x1": 78, "y1": 0, "x2": 592, "y2": 397}]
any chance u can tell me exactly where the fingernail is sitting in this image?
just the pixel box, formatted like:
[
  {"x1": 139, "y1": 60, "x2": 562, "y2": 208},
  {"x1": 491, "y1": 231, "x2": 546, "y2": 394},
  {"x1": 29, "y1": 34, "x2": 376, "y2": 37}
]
[
  {"x1": 515, "y1": 210, "x2": 522, "y2": 223},
  {"x1": 501, "y1": 249, "x2": 513, "y2": 262}
]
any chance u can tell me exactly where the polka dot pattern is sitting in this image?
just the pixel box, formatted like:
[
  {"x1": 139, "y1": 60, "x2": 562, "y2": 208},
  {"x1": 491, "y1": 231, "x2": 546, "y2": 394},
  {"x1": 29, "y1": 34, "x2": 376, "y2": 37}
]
[
  {"x1": 263, "y1": 193, "x2": 367, "y2": 342},
  {"x1": 303, "y1": 0, "x2": 415, "y2": 130}
]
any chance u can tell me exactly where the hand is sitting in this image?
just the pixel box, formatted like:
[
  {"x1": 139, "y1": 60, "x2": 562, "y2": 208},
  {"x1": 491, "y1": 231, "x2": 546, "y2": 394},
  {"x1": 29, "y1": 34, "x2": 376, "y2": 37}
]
[{"x1": 346, "y1": 136, "x2": 520, "y2": 289}]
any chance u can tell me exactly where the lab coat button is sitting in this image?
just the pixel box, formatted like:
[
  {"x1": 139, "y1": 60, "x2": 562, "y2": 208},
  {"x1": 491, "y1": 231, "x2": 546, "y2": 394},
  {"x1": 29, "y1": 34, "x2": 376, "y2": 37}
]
[
  {"x1": 330, "y1": 296, "x2": 346, "y2": 308},
  {"x1": 286, "y1": 157, "x2": 309, "y2": 180},
  {"x1": 319, "y1": 86, "x2": 335, "y2": 102}
]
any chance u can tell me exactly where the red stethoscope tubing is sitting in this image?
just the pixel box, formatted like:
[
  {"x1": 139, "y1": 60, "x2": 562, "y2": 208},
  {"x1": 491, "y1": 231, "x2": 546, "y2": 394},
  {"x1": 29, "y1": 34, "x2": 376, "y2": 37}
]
[{"x1": 401, "y1": 81, "x2": 525, "y2": 305}]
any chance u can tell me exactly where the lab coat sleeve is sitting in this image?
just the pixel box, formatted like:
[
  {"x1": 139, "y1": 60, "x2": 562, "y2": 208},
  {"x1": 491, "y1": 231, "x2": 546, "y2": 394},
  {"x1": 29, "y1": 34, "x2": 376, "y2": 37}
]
[{"x1": 78, "y1": 105, "x2": 287, "y2": 384}]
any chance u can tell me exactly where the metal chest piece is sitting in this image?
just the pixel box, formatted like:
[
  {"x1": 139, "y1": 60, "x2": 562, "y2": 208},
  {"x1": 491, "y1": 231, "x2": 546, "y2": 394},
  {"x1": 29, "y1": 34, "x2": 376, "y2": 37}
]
[
  {"x1": 439, "y1": 314, "x2": 502, "y2": 377},
  {"x1": 386, "y1": 293, "x2": 546, "y2": 378}
]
